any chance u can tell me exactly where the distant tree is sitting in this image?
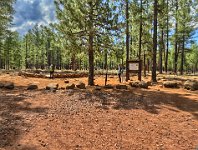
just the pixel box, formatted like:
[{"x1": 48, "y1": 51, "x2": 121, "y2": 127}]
[{"x1": 0, "y1": 0, "x2": 15, "y2": 69}]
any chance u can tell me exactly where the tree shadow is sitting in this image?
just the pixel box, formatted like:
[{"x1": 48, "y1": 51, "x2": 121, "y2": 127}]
[
  {"x1": 67, "y1": 87, "x2": 198, "y2": 119},
  {"x1": 0, "y1": 90, "x2": 48, "y2": 148}
]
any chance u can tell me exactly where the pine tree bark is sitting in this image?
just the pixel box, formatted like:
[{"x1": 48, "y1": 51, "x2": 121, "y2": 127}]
[
  {"x1": 159, "y1": 29, "x2": 163, "y2": 74},
  {"x1": 126, "y1": 0, "x2": 130, "y2": 81},
  {"x1": 88, "y1": 1, "x2": 94, "y2": 86},
  {"x1": 25, "y1": 35, "x2": 28, "y2": 69},
  {"x1": 152, "y1": 0, "x2": 158, "y2": 82},
  {"x1": 174, "y1": 0, "x2": 178, "y2": 74},
  {"x1": 138, "y1": 0, "x2": 143, "y2": 80},
  {"x1": 165, "y1": 0, "x2": 169, "y2": 73},
  {"x1": 143, "y1": 50, "x2": 146, "y2": 77},
  {"x1": 0, "y1": 43, "x2": 2, "y2": 69},
  {"x1": 180, "y1": 34, "x2": 185, "y2": 75}
]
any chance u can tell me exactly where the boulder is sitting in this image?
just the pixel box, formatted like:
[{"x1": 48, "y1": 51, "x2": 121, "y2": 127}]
[
  {"x1": 130, "y1": 81, "x2": 139, "y2": 88},
  {"x1": 104, "y1": 84, "x2": 114, "y2": 89},
  {"x1": 64, "y1": 80, "x2": 69, "y2": 84},
  {"x1": 94, "y1": 86, "x2": 102, "y2": 91},
  {"x1": 0, "y1": 82, "x2": 4, "y2": 88},
  {"x1": 46, "y1": 83, "x2": 59, "y2": 90},
  {"x1": 4, "y1": 82, "x2": 14, "y2": 90},
  {"x1": 115, "y1": 84, "x2": 127, "y2": 90},
  {"x1": 146, "y1": 81, "x2": 152, "y2": 86},
  {"x1": 163, "y1": 81, "x2": 178, "y2": 88},
  {"x1": 139, "y1": 81, "x2": 148, "y2": 89},
  {"x1": 60, "y1": 87, "x2": 65, "y2": 90},
  {"x1": 76, "y1": 82, "x2": 86, "y2": 89},
  {"x1": 161, "y1": 79, "x2": 167, "y2": 82},
  {"x1": 66, "y1": 83, "x2": 75, "y2": 89},
  {"x1": 157, "y1": 77, "x2": 163, "y2": 81},
  {"x1": 27, "y1": 84, "x2": 38, "y2": 90},
  {"x1": 184, "y1": 80, "x2": 198, "y2": 91}
]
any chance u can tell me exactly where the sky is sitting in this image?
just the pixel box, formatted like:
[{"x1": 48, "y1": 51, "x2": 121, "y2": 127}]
[
  {"x1": 11, "y1": 0, "x2": 198, "y2": 44},
  {"x1": 11, "y1": 0, "x2": 56, "y2": 35}
]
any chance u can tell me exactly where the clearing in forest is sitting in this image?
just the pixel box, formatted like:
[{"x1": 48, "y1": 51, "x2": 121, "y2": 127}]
[{"x1": 0, "y1": 73, "x2": 197, "y2": 150}]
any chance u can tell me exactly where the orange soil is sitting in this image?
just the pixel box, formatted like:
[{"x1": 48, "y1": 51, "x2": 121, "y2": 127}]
[{"x1": 0, "y1": 73, "x2": 197, "y2": 150}]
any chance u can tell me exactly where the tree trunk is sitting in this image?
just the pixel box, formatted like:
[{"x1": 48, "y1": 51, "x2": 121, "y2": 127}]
[
  {"x1": 25, "y1": 35, "x2": 28, "y2": 69},
  {"x1": 125, "y1": 0, "x2": 130, "y2": 81},
  {"x1": 0, "y1": 42, "x2": 2, "y2": 69},
  {"x1": 104, "y1": 49, "x2": 108, "y2": 85},
  {"x1": 88, "y1": 32, "x2": 94, "y2": 85},
  {"x1": 143, "y1": 50, "x2": 146, "y2": 77},
  {"x1": 152, "y1": 0, "x2": 158, "y2": 82},
  {"x1": 159, "y1": 29, "x2": 163, "y2": 74},
  {"x1": 71, "y1": 54, "x2": 76, "y2": 71},
  {"x1": 46, "y1": 39, "x2": 51, "y2": 67},
  {"x1": 36, "y1": 47, "x2": 38, "y2": 70},
  {"x1": 138, "y1": 0, "x2": 143, "y2": 80},
  {"x1": 147, "y1": 58, "x2": 150, "y2": 73},
  {"x1": 88, "y1": 1, "x2": 94, "y2": 86},
  {"x1": 174, "y1": 0, "x2": 178, "y2": 74},
  {"x1": 180, "y1": 34, "x2": 185, "y2": 75},
  {"x1": 165, "y1": 0, "x2": 169, "y2": 73}
]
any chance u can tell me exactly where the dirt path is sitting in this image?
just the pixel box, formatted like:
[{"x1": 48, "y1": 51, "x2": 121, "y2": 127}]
[{"x1": 0, "y1": 74, "x2": 198, "y2": 150}]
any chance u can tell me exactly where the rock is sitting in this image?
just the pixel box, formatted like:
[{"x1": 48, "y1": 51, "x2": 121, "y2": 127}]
[
  {"x1": 115, "y1": 84, "x2": 127, "y2": 90},
  {"x1": 157, "y1": 77, "x2": 162, "y2": 81},
  {"x1": 60, "y1": 87, "x2": 65, "y2": 90},
  {"x1": 146, "y1": 81, "x2": 152, "y2": 86},
  {"x1": 94, "y1": 86, "x2": 102, "y2": 91},
  {"x1": 18, "y1": 71, "x2": 22, "y2": 76},
  {"x1": 139, "y1": 81, "x2": 148, "y2": 89},
  {"x1": 161, "y1": 79, "x2": 167, "y2": 82},
  {"x1": 184, "y1": 80, "x2": 198, "y2": 91},
  {"x1": 0, "y1": 82, "x2": 4, "y2": 88},
  {"x1": 163, "y1": 81, "x2": 178, "y2": 88},
  {"x1": 66, "y1": 83, "x2": 75, "y2": 89},
  {"x1": 104, "y1": 84, "x2": 114, "y2": 89},
  {"x1": 130, "y1": 81, "x2": 139, "y2": 88},
  {"x1": 46, "y1": 83, "x2": 59, "y2": 90},
  {"x1": 64, "y1": 80, "x2": 69, "y2": 84},
  {"x1": 151, "y1": 82, "x2": 158, "y2": 86},
  {"x1": 4, "y1": 82, "x2": 14, "y2": 89},
  {"x1": 176, "y1": 81, "x2": 183, "y2": 87},
  {"x1": 27, "y1": 84, "x2": 38, "y2": 90},
  {"x1": 76, "y1": 82, "x2": 86, "y2": 89}
]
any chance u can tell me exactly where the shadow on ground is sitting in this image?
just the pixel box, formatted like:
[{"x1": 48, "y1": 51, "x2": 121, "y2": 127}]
[
  {"x1": 0, "y1": 89, "x2": 48, "y2": 149},
  {"x1": 66, "y1": 87, "x2": 198, "y2": 119}
]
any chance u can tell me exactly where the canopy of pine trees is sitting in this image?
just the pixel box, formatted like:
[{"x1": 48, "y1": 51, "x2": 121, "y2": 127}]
[{"x1": 0, "y1": 0, "x2": 198, "y2": 85}]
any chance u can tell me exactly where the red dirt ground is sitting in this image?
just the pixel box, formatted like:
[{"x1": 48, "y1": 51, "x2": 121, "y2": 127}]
[{"x1": 0, "y1": 73, "x2": 198, "y2": 150}]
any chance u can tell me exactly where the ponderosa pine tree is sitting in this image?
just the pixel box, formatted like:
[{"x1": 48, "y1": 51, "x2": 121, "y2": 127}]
[
  {"x1": 55, "y1": 0, "x2": 115, "y2": 85},
  {"x1": 178, "y1": 0, "x2": 195, "y2": 75},
  {"x1": 152, "y1": 0, "x2": 158, "y2": 82},
  {"x1": 0, "y1": 0, "x2": 15, "y2": 69}
]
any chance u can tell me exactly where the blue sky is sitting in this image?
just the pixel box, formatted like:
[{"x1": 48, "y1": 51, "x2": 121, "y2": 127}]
[
  {"x1": 11, "y1": 0, "x2": 56, "y2": 35},
  {"x1": 11, "y1": 0, "x2": 198, "y2": 44}
]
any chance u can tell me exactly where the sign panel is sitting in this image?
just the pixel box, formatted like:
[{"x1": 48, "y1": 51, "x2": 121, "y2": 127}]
[{"x1": 129, "y1": 62, "x2": 139, "y2": 71}]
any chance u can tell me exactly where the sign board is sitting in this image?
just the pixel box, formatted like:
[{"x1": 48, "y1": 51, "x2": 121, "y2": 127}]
[
  {"x1": 127, "y1": 60, "x2": 142, "y2": 73},
  {"x1": 129, "y1": 62, "x2": 139, "y2": 71},
  {"x1": 126, "y1": 60, "x2": 142, "y2": 81}
]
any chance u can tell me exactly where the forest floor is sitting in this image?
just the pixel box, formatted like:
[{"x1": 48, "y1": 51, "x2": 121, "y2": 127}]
[{"x1": 0, "y1": 72, "x2": 198, "y2": 150}]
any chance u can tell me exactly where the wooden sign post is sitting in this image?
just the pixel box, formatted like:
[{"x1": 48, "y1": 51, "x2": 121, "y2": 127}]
[{"x1": 127, "y1": 60, "x2": 142, "y2": 81}]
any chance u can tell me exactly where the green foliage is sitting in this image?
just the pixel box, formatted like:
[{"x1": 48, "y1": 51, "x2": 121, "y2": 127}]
[{"x1": 0, "y1": 0, "x2": 198, "y2": 75}]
